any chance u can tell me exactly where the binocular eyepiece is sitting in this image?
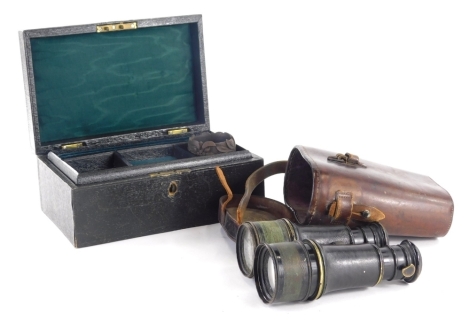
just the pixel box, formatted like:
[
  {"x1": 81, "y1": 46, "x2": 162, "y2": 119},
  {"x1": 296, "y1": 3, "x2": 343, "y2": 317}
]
[
  {"x1": 236, "y1": 218, "x2": 389, "y2": 278},
  {"x1": 254, "y1": 239, "x2": 422, "y2": 304}
]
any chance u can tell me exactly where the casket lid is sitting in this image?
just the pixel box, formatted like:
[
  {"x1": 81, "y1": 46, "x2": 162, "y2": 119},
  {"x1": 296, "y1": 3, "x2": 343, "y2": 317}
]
[{"x1": 20, "y1": 15, "x2": 209, "y2": 155}]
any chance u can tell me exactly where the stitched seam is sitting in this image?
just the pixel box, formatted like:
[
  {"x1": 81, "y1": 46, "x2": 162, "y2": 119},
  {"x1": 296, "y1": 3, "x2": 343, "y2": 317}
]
[
  {"x1": 285, "y1": 149, "x2": 295, "y2": 201},
  {"x1": 426, "y1": 177, "x2": 454, "y2": 236},
  {"x1": 285, "y1": 148, "x2": 297, "y2": 218},
  {"x1": 307, "y1": 147, "x2": 320, "y2": 225},
  {"x1": 443, "y1": 203, "x2": 454, "y2": 235}
]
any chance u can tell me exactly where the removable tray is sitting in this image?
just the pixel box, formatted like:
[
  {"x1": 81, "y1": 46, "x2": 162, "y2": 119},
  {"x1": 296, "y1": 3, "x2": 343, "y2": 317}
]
[{"x1": 49, "y1": 140, "x2": 253, "y2": 185}]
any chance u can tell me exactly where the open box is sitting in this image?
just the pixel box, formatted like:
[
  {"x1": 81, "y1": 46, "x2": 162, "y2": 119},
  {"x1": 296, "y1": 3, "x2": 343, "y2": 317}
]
[{"x1": 19, "y1": 15, "x2": 264, "y2": 247}]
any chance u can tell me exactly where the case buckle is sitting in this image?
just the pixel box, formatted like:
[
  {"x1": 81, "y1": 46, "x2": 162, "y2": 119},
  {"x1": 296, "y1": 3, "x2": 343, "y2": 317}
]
[
  {"x1": 327, "y1": 153, "x2": 366, "y2": 168},
  {"x1": 328, "y1": 191, "x2": 385, "y2": 223}
]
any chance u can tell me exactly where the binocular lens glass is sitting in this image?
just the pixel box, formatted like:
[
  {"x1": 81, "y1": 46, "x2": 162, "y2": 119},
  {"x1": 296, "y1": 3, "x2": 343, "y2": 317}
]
[
  {"x1": 237, "y1": 220, "x2": 294, "y2": 278},
  {"x1": 255, "y1": 242, "x2": 314, "y2": 303},
  {"x1": 258, "y1": 247, "x2": 276, "y2": 300},
  {"x1": 267, "y1": 256, "x2": 276, "y2": 291},
  {"x1": 242, "y1": 230, "x2": 256, "y2": 272}
]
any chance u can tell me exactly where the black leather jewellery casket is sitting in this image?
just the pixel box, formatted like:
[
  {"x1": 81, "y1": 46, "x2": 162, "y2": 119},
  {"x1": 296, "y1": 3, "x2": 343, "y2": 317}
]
[{"x1": 19, "y1": 15, "x2": 264, "y2": 248}]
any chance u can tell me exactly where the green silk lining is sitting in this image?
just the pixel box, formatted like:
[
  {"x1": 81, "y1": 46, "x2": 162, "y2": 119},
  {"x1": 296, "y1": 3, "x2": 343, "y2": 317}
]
[{"x1": 31, "y1": 23, "x2": 200, "y2": 145}]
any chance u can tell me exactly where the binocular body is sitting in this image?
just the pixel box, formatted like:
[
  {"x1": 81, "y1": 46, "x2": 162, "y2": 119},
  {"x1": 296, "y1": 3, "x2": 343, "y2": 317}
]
[
  {"x1": 236, "y1": 218, "x2": 389, "y2": 278},
  {"x1": 254, "y1": 239, "x2": 421, "y2": 304}
]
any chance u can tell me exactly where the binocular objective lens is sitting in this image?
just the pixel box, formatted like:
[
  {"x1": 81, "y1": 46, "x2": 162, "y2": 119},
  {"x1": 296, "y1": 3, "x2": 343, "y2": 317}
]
[
  {"x1": 267, "y1": 255, "x2": 276, "y2": 291},
  {"x1": 237, "y1": 220, "x2": 295, "y2": 278},
  {"x1": 255, "y1": 241, "x2": 313, "y2": 304},
  {"x1": 242, "y1": 230, "x2": 256, "y2": 273},
  {"x1": 258, "y1": 248, "x2": 277, "y2": 300}
]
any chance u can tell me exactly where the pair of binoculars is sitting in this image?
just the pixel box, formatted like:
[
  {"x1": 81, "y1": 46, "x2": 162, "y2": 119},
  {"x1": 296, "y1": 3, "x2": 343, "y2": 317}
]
[{"x1": 236, "y1": 219, "x2": 422, "y2": 304}]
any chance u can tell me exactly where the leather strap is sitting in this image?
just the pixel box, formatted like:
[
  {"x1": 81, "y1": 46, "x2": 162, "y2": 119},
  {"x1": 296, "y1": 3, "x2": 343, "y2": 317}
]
[
  {"x1": 215, "y1": 166, "x2": 233, "y2": 215},
  {"x1": 329, "y1": 190, "x2": 386, "y2": 223},
  {"x1": 236, "y1": 161, "x2": 287, "y2": 223},
  {"x1": 216, "y1": 162, "x2": 292, "y2": 240},
  {"x1": 329, "y1": 191, "x2": 354, "y2": 224}
]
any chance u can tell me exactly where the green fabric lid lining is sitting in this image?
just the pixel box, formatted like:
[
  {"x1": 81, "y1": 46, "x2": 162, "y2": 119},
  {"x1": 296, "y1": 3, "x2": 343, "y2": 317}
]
[{"x1": 30, "y1": 23, "x2": 203, "y2": 145}]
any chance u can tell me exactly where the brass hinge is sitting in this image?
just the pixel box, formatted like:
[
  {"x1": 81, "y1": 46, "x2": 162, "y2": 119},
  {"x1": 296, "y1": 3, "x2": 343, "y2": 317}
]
[
  {"x1": 97, "y1": 22, "x2": 137, "y2": 33},
  {"x1": 168, "y1": 128, "x2": 188, "y2": 135},
  {"x1": 61, "y1": 142, "x2": 84, "y2": 150}
]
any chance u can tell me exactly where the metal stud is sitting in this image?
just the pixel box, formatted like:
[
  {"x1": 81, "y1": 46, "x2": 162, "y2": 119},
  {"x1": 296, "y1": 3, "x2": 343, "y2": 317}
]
[{"x1": 361, "y1": 210, "x2": 371, "y2": 218}]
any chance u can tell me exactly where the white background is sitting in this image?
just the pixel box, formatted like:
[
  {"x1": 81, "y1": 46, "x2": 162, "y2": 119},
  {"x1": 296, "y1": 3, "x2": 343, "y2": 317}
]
[{"x1": 2, "y1": 1, "x2": 469, "y2": 320}]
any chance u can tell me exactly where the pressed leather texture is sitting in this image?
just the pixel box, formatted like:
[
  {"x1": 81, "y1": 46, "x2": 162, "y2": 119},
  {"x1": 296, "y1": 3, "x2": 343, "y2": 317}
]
[
  {"x1": 39, "y1": 153, "x2": 264, "y2": 248},
  {"x1": 322, "y1": 244, "x2": 380, "y2": 294},
  {"x1": 284, "y1": 146, "x2": 454, "y2": 237},
  {"x1": 295, "y1": 225, "x2": 353, "y2": 245}
]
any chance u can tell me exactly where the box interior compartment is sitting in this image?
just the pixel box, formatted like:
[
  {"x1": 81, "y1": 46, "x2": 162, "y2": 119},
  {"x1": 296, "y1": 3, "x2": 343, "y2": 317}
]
[
  {"x1": 49, "y1": 139, "x2": 252, "y2": 185},
  {"x1": 63, "y1": 143, "x2": 196, "y2": 173}
]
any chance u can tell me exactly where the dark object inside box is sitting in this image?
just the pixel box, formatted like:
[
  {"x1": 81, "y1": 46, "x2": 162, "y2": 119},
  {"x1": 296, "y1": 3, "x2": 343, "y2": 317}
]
[{"x1": 19, "y1": 15, "x2": 264, "y2": 248}]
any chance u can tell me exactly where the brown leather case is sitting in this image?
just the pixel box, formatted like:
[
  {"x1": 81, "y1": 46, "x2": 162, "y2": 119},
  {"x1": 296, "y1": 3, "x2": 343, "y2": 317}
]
[{"x1": 284, "y1": 146, "x2": 454, "y2": 237}]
